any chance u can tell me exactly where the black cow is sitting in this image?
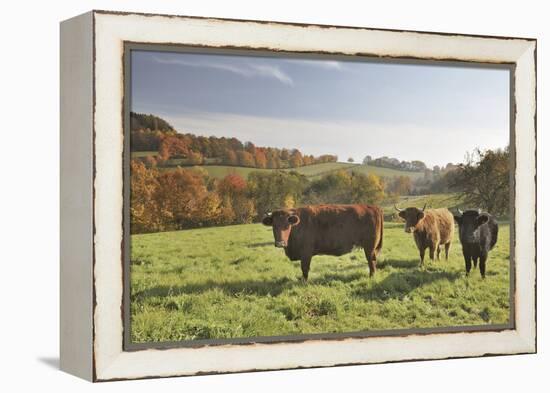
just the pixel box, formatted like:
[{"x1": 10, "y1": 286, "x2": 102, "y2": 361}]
[{"x1": 453, "y1": 209, "x2": 498, "y2": 278}]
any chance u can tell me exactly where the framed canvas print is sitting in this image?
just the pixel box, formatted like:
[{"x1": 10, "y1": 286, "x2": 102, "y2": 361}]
[{"x1": 60, "y1": 10, "x2": 537, "y2": 382}]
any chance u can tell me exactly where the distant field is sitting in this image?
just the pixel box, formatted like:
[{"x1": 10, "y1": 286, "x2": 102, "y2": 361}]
[
  {"x1": 290, "y1": 162, "x2": 357, "y2": 178},
  {"x1": 150, "y1": 160, "x2": 424, "y2": 180},
  {"x1": 350, "y1": 164, "x2": 424, "y2": 180},
  {"x1": 131, "y1": 151, "x2": 158, "y2": 158},
  {"x1": 198, "y1": 165, "x2": 273, "y2": 179},
  {"x1": 130, "y1": 221, "x2": 510, "y2": 343}
]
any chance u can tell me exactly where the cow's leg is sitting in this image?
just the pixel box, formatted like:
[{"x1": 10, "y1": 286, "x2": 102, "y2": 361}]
[
  {"x1": 479, "y1": 252, "x2": 488, "y2": 279},
  {"x1": 444, "y1": 242, "x2": 451, "y2": 260},
  {"x1": 364, "y1": 248, "x2": 377, "y2": 277},
  {"x1": 463, "y1": 252, "x2": 472, "y2": 275},
  {"x1": 418, "y1": 247, "x2": 426, "y2": 267},
  {"x1": 436, "y1": 242, "x2": 441, "y2": 261},
  {"x1": 429, "y1": 245, "x2": 436, "y2": 261},
  {"x1": 300, "y1": 256, "x2": 312, "y2": 282},
  {"x1": 473, "y1": 256, "x2": 479, "y2": 268}
]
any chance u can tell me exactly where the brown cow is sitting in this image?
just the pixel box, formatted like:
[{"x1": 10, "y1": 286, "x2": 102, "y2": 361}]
[
  {"x1": 262, "y1": 204, "x2": 384, "y2": 281},
  {"x1": 395, "y1": 204, "x2": 454, "y2": 266}
]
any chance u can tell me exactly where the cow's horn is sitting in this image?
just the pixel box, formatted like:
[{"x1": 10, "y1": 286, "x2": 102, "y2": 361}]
[
  {"x1": 457, "y1": 208, "x2": 463, "y2": 215},
  {"x1": 477, "y1": 208, "x2": 482, "y2": 214},
  {"x1": 394, "y1": 205, "x2": 403, "y2": 212},
  {"x1": 422, "y1": 203, "x2": 427, "y2": 212}
]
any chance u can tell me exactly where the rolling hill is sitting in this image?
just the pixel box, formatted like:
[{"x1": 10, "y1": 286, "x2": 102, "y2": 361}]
[{"x1": 131, "y1": 151, "x2": 425, "y2": 181}]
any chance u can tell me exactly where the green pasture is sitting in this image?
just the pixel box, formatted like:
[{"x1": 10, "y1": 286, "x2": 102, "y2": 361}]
[
  {"x1": 130, "y1": 220, "x2": 510, "y2": 343},
  {"x1": 151, "y1": 160, "x2": 424, "y2": 180}
]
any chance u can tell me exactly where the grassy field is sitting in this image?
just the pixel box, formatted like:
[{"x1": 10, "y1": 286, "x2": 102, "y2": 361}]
[
  {"x1": 348, "y1": 164, "x2": 425, "y2": 180},
  {"x1": 131, "y1": 151, "x2": 158, "y2": 158},
  {"x1": 154, "y1": 161, "x2": 424, "y2": 180},
  {"x1": 130, "y1": 220, "x2": 510, "y2": 343}
]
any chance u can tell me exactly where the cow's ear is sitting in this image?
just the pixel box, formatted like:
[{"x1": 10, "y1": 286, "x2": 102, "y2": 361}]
[
  {"x1": 417, "y1": 211, "x2": 425, "y2": 220},
  {"x1": 476, "y1": 215, "x2": 489, "y2": 226},
  {"x1": 288, "y1": 215, "x2": 300, "y2": 226},
  {"x1": 453, "y1": 215, "x2": 462, "y2": 224},
  {"x1": 262, "y1": 216, "x2": 273, "y2": 226},
  {"x1": 398, "y1": 211, "x2": 406, "y2": 219}
]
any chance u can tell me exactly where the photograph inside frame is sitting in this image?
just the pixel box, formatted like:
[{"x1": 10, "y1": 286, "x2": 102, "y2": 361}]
[{"x1": 126, "y1": 47, "x2": 513, "y2": 346}]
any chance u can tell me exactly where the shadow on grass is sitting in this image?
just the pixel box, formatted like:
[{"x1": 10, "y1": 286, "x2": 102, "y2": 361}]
[
  {"x1": 133, "y1": 276, "x2": 297, "y2": 300},
  {"x1": 133, "y1": 269, "x2": 366, "y2": 301},
  {"x1": 354, "y1": 270, "x2": 462, "y2": 301},
  {"x1": 311, "y1": 270, "x2": 366, "y2": 285},
  {"x1": 133, "y1": 262, "x2": 461, "y2": 304},
  {"x1": 376, "y1": 258, "x2": 420, "y2": 269}
]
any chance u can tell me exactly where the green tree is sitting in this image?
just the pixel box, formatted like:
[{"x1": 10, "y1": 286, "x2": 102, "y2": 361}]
[
  {"x1": 248, "y1": 171, "x2": 308, "y2": 217},
  {"x1": 349, "y1": 172, "x2": 385, "y2": 204}
]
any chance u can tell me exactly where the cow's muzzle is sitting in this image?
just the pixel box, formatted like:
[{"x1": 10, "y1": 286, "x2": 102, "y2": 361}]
[
  {"x1": 275, "y1": 241, "x2": 286, "y2": 248},
  {"x1": 405, "y1": 227, "x2": 415, "y2": 233}
]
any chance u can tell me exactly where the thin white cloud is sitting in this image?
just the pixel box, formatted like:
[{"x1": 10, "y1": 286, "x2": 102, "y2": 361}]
[
  {"x1": 248, "y1": 64, "x2": 294, "y2": 85},
  {"x1": 153, "y1": 56, "x2": 294, "y2": 86},
  {"x1": 163, "y1": 111, "x2": 507, "y2": 168},
  {"x1": 284, "y1": 58, "x2": 345, "y2": 70}
]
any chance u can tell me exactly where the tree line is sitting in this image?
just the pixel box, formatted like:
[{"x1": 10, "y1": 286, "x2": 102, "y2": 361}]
[
  {"x1": 363, "y1": 155, "x2": 428, "y2": 172},
  {"x1": 130, "y1": 162, "x2": 386, "y2": 234},
  {"x1": 130, "y1": 145, "x2": 510, "y2": 234},
  {"x1": 131, "y1": 112, "x2": 337, "y2": 169}
]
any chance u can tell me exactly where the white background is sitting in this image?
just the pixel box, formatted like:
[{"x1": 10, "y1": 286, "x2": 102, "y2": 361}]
[{"x1": 0, "y1": 0, "x2": 546, "y2": 391}]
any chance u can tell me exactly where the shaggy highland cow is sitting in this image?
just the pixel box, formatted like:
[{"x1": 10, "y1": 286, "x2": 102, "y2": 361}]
[{"x1": 395, "y1": 204, "x2": 454, "y2": 266}]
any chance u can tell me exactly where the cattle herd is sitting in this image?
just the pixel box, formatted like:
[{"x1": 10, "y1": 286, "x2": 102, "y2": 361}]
[{"x1": 263, "y1": 203, "x2": 499, "y2": 281}]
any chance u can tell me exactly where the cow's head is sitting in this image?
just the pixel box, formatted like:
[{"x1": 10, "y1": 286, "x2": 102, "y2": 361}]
[
  {"x1": 454, "y1": 209, "x2": 489, "y2": 244},
  {"x1": 262, "y1": 210, "x2": 300, "y2": 248},
  {"x1": 395, "y1": 204, "x2": 427, "y2": 233}
]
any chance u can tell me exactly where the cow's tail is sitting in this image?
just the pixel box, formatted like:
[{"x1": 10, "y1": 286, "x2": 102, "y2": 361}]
[{"x1": 375, "y1": 207, "x2": 384, "y2": 257}]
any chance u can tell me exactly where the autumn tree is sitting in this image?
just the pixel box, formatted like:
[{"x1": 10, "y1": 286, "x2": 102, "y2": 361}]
[
  {"x1": 187, "y1": 150, "x2": 204, "y2": 165},
  {"x1": 130, "y1": 160, "x2": 162, "y2": 233},
  {"x1": 266, "y1": 149, "x2": 281, "y2": 169},
  {"x1": 254, "y1": 149, "x2": 268, "y2": 169},
  {"x1": 280, "y1": 148, "x2": 290, "y2": 161},
  {"x1": 237, "y1": 150, "x2": 255, "y2": 167},
  {"x1": 223, "y1": 149, "x2": 238, "y2": 165},
  {"x1": 289, "y1": 149, "x2": 303, "y2": 168},
  {"x1": 244, "y1": 141, "x2": 256, "y2": 155},
  {"x1": 158, "y1": 135, "x2": 189, "y2": 161},
  {"x1": 217, "y1": 174, "x2": 255, "y2": 224},
  {"x1": 155, "y1": 167, "x2": 210, "y2": 229},
  {"x1": 449, "y1": 147, "x2": 510, "y2": 216},
  {"x1": 388, "y1": 175, "x2": 413, "y2": 196}
]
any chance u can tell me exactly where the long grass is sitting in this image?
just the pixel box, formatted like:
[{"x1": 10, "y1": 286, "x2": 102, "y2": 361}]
[{"x1": 130, "y1": 221, "x2": 510, "y2": 343}]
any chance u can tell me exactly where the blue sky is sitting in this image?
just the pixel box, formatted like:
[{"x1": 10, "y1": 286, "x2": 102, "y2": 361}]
[{"x1": 131, "y1": 50, "x2": 510, "y2": 168}]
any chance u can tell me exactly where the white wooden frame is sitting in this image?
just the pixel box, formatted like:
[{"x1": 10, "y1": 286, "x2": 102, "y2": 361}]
[{"x1": 60, "y1": 10, "x2": 536, "y2": 382}]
